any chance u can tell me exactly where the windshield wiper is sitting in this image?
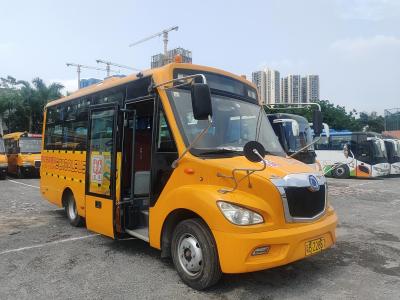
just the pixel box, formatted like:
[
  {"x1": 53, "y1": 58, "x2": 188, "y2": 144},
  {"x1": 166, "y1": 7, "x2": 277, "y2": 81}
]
[{"x1": 196, "y1": 148, "x2": 242, "y2": 155}]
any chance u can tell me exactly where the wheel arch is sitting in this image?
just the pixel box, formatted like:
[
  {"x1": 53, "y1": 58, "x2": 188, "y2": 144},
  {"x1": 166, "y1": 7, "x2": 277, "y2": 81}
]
[
  {"x1": 61, "y1": 187, "x2": 74, "y2": 208},
  {"x1": 160, "y1": 208, "x2": 211, "y2": 258}
]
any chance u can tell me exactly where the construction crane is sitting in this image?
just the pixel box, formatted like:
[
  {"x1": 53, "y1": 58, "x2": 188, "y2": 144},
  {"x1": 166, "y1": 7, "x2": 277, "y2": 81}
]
[
  {"x1": 129, "y1": 26, "x2": 179, "y2": 57},
  {"x1": 96, "y1": 59, "x2": 141, "y2": 75},
  {"x1": 66, "y1": 63, "x2": 119, "y2": 89}
]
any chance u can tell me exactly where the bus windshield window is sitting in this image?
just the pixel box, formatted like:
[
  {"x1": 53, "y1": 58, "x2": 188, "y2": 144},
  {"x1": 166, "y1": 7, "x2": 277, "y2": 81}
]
[
  {"x1": 168, "y1": 89, "x2": 285, "y2": 157},
  {"x1": 19, "y1": 138, "x2": 41, "y2": 153},
  {"x1": 283, "y1": 120, "x2": 313, "y2": 152},
  {"x1": 395, "y1": 141, "x2": 400, "y2": 157},
  {"x1": 371, "y1": 140, "x2": 387, "y2": 158},
  {"x1": 0, "y1": 139, "x2": 5, "y2": 153}
]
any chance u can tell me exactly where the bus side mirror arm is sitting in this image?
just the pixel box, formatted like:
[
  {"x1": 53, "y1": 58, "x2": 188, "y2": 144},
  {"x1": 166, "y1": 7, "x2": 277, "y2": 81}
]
[{"x1": 171, "y1": 116, "x2": 212, "y2": 169}]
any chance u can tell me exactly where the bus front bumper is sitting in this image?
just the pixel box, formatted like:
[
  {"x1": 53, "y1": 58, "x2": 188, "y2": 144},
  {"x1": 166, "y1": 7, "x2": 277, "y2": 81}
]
[{"x1": 212, "y1": 212, "x2": 337, "y2": 274}]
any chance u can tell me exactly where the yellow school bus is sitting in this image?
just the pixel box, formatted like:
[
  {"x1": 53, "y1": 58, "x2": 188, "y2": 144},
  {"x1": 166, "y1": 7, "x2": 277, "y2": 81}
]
[
  {"x1": 3, "y1": 132, "x2": 42, "y2": 178},
  {"x1": 41, "y1": 62, "x2": 337, "y2": 290},
  {"x1": 0, "y1": 136, "x2": 7, "y2": 179}
]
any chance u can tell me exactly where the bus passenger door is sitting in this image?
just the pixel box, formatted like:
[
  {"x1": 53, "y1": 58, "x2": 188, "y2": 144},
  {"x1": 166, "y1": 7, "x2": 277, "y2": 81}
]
[{"x1": 85, "y1": 104, "x2": 118, "y2": 238}]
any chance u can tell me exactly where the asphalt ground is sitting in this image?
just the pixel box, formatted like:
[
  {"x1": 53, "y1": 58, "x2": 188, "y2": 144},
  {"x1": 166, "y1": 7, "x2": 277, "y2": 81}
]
[{"x1": 0, "y1": 176, "x2": 399, "y2": 299}]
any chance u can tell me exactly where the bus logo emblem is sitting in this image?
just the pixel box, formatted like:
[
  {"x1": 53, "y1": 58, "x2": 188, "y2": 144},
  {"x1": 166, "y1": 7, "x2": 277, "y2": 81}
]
[{"x1": 308, "y1": 175, "x2": 320, "y2": 192}]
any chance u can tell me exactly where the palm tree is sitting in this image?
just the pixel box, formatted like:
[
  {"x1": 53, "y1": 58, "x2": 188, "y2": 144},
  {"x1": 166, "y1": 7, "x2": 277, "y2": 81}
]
[{"x1": 0, "y1": 76, "x2": 64, "y2": 133}]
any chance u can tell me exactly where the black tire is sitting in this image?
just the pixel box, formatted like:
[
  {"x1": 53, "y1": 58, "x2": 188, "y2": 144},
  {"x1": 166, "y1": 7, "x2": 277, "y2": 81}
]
[
  {"x1": 332, "y1": 164, "x2": 350, "y2": 179},
  {"x1": 65, "y1": 193, "x2": 83, "y2": 227},
  {"x1": 17, "y1": 167, "x2": 24, "y2": 179},
  {"x1": 171, "y1": 218, "x2": 221, "y2": 290}
]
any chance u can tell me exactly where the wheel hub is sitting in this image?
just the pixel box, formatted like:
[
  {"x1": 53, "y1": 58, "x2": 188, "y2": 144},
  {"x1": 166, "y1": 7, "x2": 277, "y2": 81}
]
[
  {"x1": 68, "y1": 198, "x2": 77, "y2": 220},
  {"x1": 178, "y1": 234, "x2": 203, "y2": 276}
]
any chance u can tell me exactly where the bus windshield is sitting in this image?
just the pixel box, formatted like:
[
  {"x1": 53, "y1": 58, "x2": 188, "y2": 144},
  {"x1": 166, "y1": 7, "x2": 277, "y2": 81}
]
[
  {"x1": 0, "y1": 139, "x2": 5, "y2": 153},
  {"x1": 385, "y1": 140, "x2": 400, "y2": 163},
  {"x1": 168, "y1": 89, "x2": 286, "y2": 157},
  {"x1": 370, "y1": 139, "x2": 387, "y2": 160},
  {"x1": 19, "y1": 138, "x2": 41, "y2": 154},
  {"x1": 283, "y1": 117, "x2": 313, "y2": 152}
]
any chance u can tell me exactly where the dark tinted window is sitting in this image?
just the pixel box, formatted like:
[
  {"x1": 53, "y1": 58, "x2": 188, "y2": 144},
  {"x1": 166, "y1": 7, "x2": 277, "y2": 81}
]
[
  {"x1": 157, "y1": 109, "x2": 177, "y2": 152},
  {"x1": 126, "y1": 77, "x2": 152, "y2": 100},
  {"x1": 174, "y1": 69, "x2": 258, "y2": 102}
]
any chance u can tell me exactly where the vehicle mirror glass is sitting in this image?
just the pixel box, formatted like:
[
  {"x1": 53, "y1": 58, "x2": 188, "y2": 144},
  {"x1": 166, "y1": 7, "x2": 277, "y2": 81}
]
[
  {"x1": 290, "y1": 120, "x2": 299, "y2": 137},
  {"x1": 243, "y1": 141, "x2": 266, "y2": 162},
  {"x1": 312, "y1": 110, "x2": 323, "y2": 135},
  {"x1": 343, "y1": 144, "x2": 349, "y2": 158},
  {"x1": 323, "y1": 123, "x2": 330, "y2": 138},
  {"x1": 191, "y1": 83, "x2": 212, "y2": 120}
]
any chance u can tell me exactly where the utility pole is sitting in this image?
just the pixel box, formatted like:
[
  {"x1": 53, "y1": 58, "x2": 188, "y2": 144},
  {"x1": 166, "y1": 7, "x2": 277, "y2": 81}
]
[{"x1": 66, "y1": 63, "x2": 119, "y2": 89}]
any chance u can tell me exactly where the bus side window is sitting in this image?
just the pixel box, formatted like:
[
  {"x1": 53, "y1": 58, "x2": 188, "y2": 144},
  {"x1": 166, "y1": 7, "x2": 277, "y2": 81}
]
[
  {"x1": 157, "y1": 109, "x2": 177, "y2": 152},
  {"x1": 45, "y1": 107, "x2": 63, "y2": 150}
]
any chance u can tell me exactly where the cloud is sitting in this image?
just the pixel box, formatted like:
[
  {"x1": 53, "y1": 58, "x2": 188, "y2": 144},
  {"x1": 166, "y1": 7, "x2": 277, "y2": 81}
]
[
  {"x1": 330, "y1": 35, "x2": 400, "y2": 58},
  {"x1": 336, "y1": 0, "x2": 400, "y2": 21},
  {"x1": 47, "y1": 79, "x2": 78, "y2": 95}
]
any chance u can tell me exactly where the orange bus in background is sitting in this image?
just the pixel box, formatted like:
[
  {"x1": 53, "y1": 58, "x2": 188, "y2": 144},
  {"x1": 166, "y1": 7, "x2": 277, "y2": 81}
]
[
  {"x1": 3, "y1": 132, "x2": 42, "y2": 178},
  {"x1": 41, "y1": 62, "x2": 337, "y2": 290},
  {"x1": 0, "y1": 136, "x2": 7, "y2": 179}
]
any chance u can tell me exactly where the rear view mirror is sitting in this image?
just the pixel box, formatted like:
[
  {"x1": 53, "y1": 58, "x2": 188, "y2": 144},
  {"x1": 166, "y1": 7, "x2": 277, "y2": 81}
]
[
  {"x1": 343, "y1": 144, "x2": 349, "y2": 158},
  {"x1": 272, "y1": 119, "x2": 300, "y2": 137},
  {"x1": 312, "y1": 110, "x2": 323, "y2": 135},
  {"x1": 243, "y1": 141, "x2": 266, "y2": 162},
  {"x1": 191, "y1": 83, "x2": 212, "y2": 120},
  {"x1": 323, "y1": 123, "x2": 330, "y2": 138}
]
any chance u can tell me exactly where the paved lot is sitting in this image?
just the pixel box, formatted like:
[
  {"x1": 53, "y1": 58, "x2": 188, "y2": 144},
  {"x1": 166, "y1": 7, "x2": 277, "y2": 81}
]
[{"x1": 0, "y1": 176, "x2": 399, "y2": 299}]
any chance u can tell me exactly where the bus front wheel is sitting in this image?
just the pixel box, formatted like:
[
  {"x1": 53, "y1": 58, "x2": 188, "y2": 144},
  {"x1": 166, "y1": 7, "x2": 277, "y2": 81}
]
[
  {"x1": 65, "y1": 194, "x2": 83, "y2": 227},
  {"x1": 332, "y1": 164, "x2": 350, "y2": 179},
  {"x1": 171, "y1": 218, "x2": 221, "y2": 290}
]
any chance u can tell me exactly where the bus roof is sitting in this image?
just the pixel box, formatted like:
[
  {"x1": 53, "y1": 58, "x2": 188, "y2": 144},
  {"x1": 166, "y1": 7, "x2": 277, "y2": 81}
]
[
  {"x1": 2, "y1": 132, "x2": 42, "y2": 140},
  {"x1": 46, "y1": 62, "x2": 257, "y2": 108}
]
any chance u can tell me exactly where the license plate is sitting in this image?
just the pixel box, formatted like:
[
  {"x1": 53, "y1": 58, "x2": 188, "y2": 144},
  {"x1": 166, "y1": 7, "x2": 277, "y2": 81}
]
[{"x1": 305, "y1": 237, "x2": 325, "y2": 256}]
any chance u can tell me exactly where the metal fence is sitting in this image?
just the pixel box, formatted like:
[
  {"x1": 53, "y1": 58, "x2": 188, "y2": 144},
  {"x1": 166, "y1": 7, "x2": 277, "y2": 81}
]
[{"x1": 384, "y1": 108, "x2": 400, "y2": 131}]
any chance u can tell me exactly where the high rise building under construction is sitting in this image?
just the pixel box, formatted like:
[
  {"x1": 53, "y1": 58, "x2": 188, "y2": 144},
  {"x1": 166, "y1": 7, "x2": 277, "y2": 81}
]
[{"x1": 151, "y1": 47, "x2": 192, "y2": 68}]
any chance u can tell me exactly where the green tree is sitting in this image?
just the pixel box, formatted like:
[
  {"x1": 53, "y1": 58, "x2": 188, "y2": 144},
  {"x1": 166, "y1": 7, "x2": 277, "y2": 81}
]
[
  {"x1": 0, "y1": 76, "x2": 64, "y2": 134},
  {"x1": 357, "y1": 112, "x2": 385, "y2": 133},
  {"x1": 265, "y1": 99, "x2": 362, "y2": 131}
]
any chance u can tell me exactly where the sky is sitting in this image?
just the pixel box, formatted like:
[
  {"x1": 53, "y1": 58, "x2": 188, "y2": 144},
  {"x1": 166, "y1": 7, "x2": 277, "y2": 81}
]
[{"x1": 0, "y1": 0, "x2": 399, "y2": 114}]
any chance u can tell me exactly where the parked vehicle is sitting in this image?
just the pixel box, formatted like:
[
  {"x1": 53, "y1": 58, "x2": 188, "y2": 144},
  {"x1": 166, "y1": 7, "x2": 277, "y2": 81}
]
[
  {"x1": 0, "y1": 136, "x2": 7, "y2": 179},
  {"x1": 3, "y1": 132, "x2": 42, "y2": 178},
  {"x1": 315, "y1": 131, "x2": 390, "y2": 178},
  {"x1": 383, "y1": 139, "x2": 400, "y2": 175},
  {"x1": 267, "y1": 113, "x2": 329, "y2": 171},
  {"x1": 41, "y1": 61, "x2": 337, "y2": 290}
]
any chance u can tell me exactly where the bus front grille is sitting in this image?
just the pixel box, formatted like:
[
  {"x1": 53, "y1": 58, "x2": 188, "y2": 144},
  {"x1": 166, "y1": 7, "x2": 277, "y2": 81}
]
[{"x1": 283, "y1": 185, "x2": 326, "y2": 219}]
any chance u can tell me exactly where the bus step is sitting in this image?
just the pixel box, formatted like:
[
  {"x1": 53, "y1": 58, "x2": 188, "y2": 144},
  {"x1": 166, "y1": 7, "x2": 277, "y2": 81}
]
[
  {"x1": 125, "y1": 227, "x2": 149, "y2": 242},
  {"x1": 141, "y1": 210, "x2": 149, "y2": 227}
]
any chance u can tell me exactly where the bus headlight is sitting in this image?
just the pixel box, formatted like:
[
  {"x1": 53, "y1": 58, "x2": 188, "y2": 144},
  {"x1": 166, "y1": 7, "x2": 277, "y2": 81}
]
[{"x1": 217, "y1": 201, "x2": 264, "y2": 225}]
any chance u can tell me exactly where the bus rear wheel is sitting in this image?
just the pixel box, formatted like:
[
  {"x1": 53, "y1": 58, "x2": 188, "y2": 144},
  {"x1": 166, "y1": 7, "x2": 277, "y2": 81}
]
[
  {"x1": 171, "y1": 218, "x2": 221, "y2": 290},
  {"x1": 65, "y1": 194, "x2": 83, "y2": 227},
  {"x1": 332, "y1": 164, "x2": 350, "y2": 179}
]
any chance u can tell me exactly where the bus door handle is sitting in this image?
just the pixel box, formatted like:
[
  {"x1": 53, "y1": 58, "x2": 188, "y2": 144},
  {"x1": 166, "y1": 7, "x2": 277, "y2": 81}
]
[{"x1": 95, "y1": 201, "x2": 102, "y2": 209}]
